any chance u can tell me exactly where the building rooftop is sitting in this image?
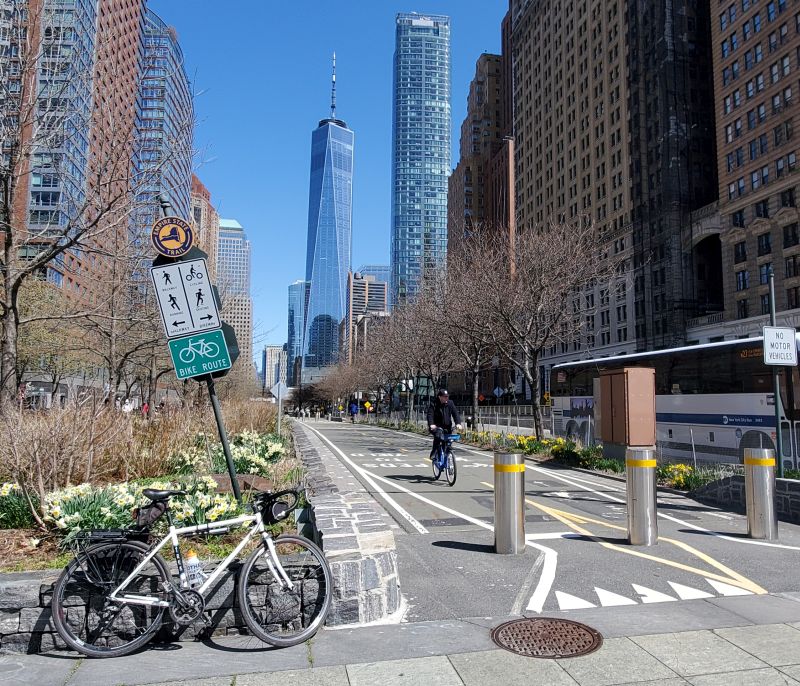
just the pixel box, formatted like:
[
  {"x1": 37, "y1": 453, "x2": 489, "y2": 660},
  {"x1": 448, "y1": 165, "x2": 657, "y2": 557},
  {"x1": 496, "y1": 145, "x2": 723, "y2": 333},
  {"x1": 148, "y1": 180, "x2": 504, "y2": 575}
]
[{"x1": 219, "y1": 219, "x2": 243, "y2": 230}]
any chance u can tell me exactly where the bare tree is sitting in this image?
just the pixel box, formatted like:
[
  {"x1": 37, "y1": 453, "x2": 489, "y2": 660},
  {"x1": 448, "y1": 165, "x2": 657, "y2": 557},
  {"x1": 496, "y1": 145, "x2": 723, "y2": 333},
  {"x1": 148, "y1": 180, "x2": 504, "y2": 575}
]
[{"x1": 469, "y1": 218, "x2": 620, "y2": 438}]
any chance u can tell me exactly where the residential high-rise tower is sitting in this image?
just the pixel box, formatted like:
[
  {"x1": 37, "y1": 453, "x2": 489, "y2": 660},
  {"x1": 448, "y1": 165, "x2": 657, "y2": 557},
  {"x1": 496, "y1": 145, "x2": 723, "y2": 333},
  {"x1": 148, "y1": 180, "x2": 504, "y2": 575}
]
[
  {"x1": 391, "y1": 13, "x2": 451, "y2": 305},
  {"x1": 286, "y1": 279, "x2": 308, "y2": 386},
  {"x1": 302, "y1": 56, "x2": 354, "y2": 384}
]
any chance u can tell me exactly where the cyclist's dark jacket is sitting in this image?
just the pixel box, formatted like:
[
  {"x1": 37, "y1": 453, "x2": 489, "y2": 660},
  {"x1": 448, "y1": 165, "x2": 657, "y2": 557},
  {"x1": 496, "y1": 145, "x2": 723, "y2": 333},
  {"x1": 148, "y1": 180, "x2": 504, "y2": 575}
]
[{"x1": 426, "y1": 399, "x2": 461, "y2": 432}]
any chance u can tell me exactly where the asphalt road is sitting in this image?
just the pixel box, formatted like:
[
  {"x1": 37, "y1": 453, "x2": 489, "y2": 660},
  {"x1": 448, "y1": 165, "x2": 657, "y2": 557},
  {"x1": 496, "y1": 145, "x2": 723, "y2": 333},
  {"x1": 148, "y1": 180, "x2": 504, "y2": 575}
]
[{"x1": 303, "y1": 420, "x2": 800, "y2": 623}]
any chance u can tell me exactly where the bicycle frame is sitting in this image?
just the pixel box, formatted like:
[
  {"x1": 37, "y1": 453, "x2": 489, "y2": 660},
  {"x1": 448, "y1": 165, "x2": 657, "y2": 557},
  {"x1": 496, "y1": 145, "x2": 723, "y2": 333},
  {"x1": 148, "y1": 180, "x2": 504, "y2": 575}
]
[{"x1": 106, "y1": 509, "x2": 292, "y2": 609}]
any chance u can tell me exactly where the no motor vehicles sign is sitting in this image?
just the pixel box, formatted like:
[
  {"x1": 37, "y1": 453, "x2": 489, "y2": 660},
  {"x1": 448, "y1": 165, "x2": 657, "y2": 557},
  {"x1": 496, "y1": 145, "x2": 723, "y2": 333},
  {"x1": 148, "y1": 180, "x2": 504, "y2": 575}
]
[{"x1": 763, "y1": 326, "x2": 798, "y2": 366}]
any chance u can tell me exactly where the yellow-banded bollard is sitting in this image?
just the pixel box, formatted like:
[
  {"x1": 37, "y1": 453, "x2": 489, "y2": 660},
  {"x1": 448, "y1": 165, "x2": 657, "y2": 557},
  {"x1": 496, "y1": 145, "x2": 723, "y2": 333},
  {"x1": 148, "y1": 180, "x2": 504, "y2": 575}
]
[
  {"x1": 744, "y1": 448, "x2": 778, "y2": 540},
  {"x1": 626, "y1": 447, "x2": 658, "y2": 546},
  {"x1": 494, "y1": 452, "x2": 526, "y2": 554}
]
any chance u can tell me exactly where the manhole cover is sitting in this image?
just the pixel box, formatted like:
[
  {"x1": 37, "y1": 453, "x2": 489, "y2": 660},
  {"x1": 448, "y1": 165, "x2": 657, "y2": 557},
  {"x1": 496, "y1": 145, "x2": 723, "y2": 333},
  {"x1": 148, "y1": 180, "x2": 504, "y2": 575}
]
[{"x1": 491, "y1": 617, "x2": 603, "y2": 658}]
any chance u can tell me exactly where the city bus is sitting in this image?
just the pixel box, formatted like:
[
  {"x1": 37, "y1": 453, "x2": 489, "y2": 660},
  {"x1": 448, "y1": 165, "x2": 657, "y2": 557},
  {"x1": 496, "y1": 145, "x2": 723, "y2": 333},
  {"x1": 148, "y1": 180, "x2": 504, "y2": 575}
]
[{"x1": 549, "y1": 335, "x2": 800, "y2": 467}]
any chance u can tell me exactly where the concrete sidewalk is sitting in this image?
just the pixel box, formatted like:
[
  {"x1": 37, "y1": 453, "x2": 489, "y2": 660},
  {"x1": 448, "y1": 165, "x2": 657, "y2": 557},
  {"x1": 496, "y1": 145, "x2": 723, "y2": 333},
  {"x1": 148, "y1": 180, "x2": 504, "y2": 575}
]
[{"x1": 4, "y1": 593, "x2": 800, "y2": 685}]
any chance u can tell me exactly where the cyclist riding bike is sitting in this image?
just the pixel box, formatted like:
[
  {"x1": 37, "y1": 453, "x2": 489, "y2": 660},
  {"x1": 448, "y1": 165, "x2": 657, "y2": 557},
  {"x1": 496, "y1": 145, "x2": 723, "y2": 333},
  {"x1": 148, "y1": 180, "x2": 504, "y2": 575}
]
[{"x1": 427, "y1": 389, "x2": 462, "y2": 460}]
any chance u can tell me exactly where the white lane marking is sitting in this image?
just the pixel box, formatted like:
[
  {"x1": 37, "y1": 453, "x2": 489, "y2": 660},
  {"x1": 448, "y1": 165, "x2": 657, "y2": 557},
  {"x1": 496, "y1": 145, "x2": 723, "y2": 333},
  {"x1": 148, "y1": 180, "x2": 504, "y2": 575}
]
[
  {"x1": 511, "y1": 551, "x2": 545, "y2": 616},
  {"x1": 556, "y1": 591, "x2": 596, "y2": 610},
  {"x1": 326, "y1": 438, "x2": 560, "y2": 615},
  {"x1": 668, "y1": 581, "x2": 714, "y2": 600},
  {"x1": 594, "y1": 587, "x2": 637, "y2": 606},
  {"x1": 542, "y1": 491, "x2": 572, "y2": 499},
  {"x1": 632, "y1": 584, "x2": 677, "y2": 603},
  {"x1": 304, "y1": 424, "x2": 429, "y2": 534},
  {"x1": 706, "y1": 578, "x2": 753, "y2": 596},
  {"x1": 708, "y1": 512, "x2": 734, "y2": 520}
]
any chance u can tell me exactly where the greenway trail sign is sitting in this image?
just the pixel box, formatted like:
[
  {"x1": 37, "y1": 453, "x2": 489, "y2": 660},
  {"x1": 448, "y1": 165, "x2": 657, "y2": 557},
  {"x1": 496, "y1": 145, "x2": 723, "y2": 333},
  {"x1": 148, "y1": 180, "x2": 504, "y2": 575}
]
[
  {"x1": 168, "y1": 330, "x2": 232, "y2": 380},
  {"x1": 763, "y1": 326, "x2": 798, "y2": 366},
  {"x1": 150, "y1": 258, "x2": 220, "y2": 339}
]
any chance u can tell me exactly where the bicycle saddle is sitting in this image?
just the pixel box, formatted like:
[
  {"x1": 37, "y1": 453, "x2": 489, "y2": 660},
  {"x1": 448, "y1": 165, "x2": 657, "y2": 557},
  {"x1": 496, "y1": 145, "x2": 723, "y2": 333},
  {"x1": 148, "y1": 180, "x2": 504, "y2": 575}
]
[{"x1": 142, "y1": 488, "x2": 187, "y2": 502}]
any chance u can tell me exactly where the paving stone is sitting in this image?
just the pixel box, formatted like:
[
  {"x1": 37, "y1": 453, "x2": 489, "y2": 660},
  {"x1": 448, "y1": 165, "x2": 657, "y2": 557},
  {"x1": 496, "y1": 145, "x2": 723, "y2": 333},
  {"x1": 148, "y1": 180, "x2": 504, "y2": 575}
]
[
  {"x1": 0, "y1": 610, "x2": 20, "y2": 633},
  {"x1": 17, "y1": 607, "x2": 54, "y2": 633},
  {"x1": 687, "y1": 667, "x2": 800, "y2": 685},
  {"x1": 560, "y1": 637, "x2": 679, "y2": 685},
  {"x1": 631, "y1": 630, "x2": 767, "y2": 677},
  {"x1": 347, "y1": 655, "x2": 463, "y2": 686},
  {"x1": 142, "y1": 679, "x2": 232, "y2": 686},
  {"x1": 0, "y1": 578, "x2": 43, "y2": 610},
  {"x1": 236, "y1": 665, "x2": 349, "y2": 685},
  {"x1": 449, "y1": 648, "x2": 576, "y2": 685},
  {"x1": 715, "y1": 624, "x2": 800, "y2": 666}
]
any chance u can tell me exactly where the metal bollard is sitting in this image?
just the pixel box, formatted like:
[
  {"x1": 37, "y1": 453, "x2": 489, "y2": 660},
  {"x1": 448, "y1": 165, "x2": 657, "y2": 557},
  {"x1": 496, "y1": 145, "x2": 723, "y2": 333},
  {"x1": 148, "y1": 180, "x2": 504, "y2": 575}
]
[
  {"x1": 494, "y1": 452, "x2": 525, "y2": 554},
  {"x1": 626, "y1": 447, "x2": 658, "y2": 546},
  {"x1": 744, "y1": 448, "x2": 778, "y2": 540}
]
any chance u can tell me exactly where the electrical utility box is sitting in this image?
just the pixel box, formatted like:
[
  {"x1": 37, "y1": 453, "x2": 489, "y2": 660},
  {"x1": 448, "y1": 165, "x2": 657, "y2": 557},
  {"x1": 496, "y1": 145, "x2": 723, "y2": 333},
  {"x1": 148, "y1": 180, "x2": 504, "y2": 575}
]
[{"x1": 598, "y1": 367, "x2": 656, "y2": 452}]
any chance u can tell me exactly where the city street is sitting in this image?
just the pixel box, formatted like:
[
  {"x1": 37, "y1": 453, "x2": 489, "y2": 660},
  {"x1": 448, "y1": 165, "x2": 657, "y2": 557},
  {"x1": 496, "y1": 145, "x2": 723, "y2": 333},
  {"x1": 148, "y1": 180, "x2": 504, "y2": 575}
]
[{"x1": 303, "y1": 420, "x2": 800, "y2": 622}]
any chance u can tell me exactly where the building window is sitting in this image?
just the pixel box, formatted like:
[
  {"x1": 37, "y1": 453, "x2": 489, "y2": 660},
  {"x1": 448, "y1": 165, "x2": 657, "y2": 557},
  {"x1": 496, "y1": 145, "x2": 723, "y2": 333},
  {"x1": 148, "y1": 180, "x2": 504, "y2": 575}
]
[
  {"x1": 784, "y1": 222, "x2": 800, "y2": 247},
  {"x1": 752, "y1": 170, "x2": 761, "y2": 189},
  {"x1": 789, "y1": 286, "x2": 800, "y2": 308},
  {"x1": 762, "y1": 293, "x2": 771, "y2": 314},
  {"x1": 755, "y1": 199, "x2": 770, "y2": 217},
  {"x1": 737, "y1": 299, "x2": 749, "y2": 318},
  {"x1": 760, "y1": 262, "x2": 772, "y2": 284},
  {"x1": 781, "y1": 188, "x2": 796, "y2": 206},
  {"x1": 786, "y1": 254, "x2": 799, "y2": 277},
  {"x1": 737, "y1": 270, "x2": 751, "y2": 290},
  {"x1": 733, "y1": 209, "x2": 746, "y2": 227},
  {"x1": 758, "y1": 232, "x2": 772, "y2": 254},
  {"x1": 735, "y1": 240, "x2": 748, "y2": 263},
  {"x1": 738, "y1": 177, "x2": 747, "y2": 196}
]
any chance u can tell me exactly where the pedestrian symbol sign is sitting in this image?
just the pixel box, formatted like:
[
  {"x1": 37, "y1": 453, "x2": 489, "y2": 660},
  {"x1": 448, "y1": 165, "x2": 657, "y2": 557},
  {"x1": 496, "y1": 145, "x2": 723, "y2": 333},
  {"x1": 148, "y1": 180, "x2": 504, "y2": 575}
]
[
  {"x1": 151, "y1": 258, "x2": 220, "y2": 339},
  {"x1": 168, "y1": 330, "x2": 231, "y2": 380}
]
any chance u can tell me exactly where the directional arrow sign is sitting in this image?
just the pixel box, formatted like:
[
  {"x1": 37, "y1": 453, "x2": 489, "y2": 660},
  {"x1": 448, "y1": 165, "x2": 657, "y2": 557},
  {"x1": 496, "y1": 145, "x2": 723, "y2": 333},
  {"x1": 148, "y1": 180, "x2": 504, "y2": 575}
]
[{"x1": 150, "y1": 258, "x2": 221, "y2": 339}]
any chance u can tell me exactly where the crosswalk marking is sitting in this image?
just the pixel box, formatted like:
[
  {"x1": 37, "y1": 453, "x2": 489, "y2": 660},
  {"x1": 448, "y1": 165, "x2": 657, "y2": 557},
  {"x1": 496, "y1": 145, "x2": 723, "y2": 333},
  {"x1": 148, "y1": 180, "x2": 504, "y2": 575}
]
[
  {"x1": 632, "y1": 584, "x2": 677, "y2": 603},
  {"x1": 556, "y1": 591, "x2": 596, "y2": 610},
  {"x1": 668, "y1": 581, "x2": 714, "y2": 600},
  {"x1": 594, "y1": 587, "x2": 637, "y2": 606},
  {"x1": 705, "y1": 578, "x2": 754, "y2": 596}
]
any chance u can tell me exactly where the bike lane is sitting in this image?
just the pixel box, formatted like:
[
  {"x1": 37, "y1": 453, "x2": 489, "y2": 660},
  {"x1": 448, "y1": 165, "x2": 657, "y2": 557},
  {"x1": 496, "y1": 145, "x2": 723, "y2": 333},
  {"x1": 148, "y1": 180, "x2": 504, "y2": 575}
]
[{"x1": 303, "y1": 421, "x2": 800, "y2": 622}]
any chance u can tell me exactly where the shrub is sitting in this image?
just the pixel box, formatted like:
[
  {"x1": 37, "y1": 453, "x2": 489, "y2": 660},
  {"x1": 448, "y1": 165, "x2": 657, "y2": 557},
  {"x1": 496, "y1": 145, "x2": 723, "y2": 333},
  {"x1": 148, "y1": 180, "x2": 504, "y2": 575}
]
[{"x1": 0, "y1": 483, "x2": 36, "y2": 529}]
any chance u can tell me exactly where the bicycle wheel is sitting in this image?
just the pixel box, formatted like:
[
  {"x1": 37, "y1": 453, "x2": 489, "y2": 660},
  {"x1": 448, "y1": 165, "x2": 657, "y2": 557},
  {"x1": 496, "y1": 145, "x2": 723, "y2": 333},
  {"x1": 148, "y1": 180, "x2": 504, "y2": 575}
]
[
  {"x1": 431, "y1": 448, "x2": 442, "y2": 480},
  {"x1": 52, "y1": 541, "x2": 170, "y2": 658},
  {"x1": 445, "y1": 448, "x2": 457, "y2": 486},
  {"x1": 238, "y1": 534, "x2": 332, "y2": 647},
  {"x1": 178, "y1": 347, "x2": 195, "y2": 363},
  {"x1": 204, "y1": 341, "x2": 219, "y2": 357}
]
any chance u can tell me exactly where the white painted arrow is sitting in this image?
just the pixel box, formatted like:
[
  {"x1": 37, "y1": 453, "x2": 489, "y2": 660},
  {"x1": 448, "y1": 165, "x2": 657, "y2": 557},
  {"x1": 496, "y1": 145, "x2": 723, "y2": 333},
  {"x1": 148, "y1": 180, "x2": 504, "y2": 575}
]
[
  {"x1": 632, "y1": 584, "x2": 677, "y2": 603},
  {"x1": 667, "y1": 581, "x2": 714, "y2": 600},
  {"x1": 594, "y1": 587, "x2": 637, "y2": 606},
  {"x1": 555, "y1": 591, "x2": 596, "y2": 610},
  {"x1": 705, "y1": 579, "x2": 753, "y2": 596}
]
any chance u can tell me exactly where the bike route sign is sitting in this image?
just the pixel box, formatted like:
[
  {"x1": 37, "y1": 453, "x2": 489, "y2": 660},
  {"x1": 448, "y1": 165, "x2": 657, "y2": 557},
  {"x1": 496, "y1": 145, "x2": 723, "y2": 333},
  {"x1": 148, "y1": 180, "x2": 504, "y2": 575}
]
[
  {"x1": 168, "y1": 329, "x2": 232, "y2": 380},
  {"x1": 150, "y1": 258, "x2": 220, "y2": 339}
]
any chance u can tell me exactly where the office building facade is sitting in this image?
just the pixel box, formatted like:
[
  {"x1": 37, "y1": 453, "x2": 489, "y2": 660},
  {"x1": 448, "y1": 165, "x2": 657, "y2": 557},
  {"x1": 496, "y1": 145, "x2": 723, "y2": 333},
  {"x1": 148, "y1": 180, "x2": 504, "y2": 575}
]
[
  {"x1": 357, "y1": 264, "x2": 391, "y2": 285},
  {"x1": 190, "y1": 175, "x2": 219, "y2": 282},
  {"x1": 286, "y1": 279, "x2": 308, "y2": 386},
  {"x1": 302, "y1": 75, "x2": 354, "y2": 383},
  {"x1": 218, "y1": 219, "x2": 253, "y2": 369},
  {"x1": 262, "y1": 345, "x2": 287, "y2": 390},
  {"x1": 342, "y1": 272, "x2": 388, "y2": 364},
  {"x1": 391, "y1": 13, "x2": 451, "y2": 304}
]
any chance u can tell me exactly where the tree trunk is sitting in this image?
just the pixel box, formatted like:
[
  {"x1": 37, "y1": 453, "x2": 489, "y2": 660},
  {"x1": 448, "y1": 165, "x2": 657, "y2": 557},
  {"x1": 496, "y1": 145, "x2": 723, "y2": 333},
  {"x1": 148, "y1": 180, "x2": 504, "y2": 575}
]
[
  {"x1": 521, "y1": 349, "x2": 543, "y2": 439},
  {"x1": 471, "y1": 362, "x2": 480, "y2": 430},
  {"x1": 1, "y1": 307, "x2": 19, "y2": 403}
]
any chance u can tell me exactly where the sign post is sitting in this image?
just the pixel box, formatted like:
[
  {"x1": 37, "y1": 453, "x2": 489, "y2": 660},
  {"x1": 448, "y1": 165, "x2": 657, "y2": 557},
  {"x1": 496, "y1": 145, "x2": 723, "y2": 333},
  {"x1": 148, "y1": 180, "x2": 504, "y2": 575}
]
[
  {"x1": 152, "y1": 195, "x2": 241, "y2": 503},
  {"x1": 271, "y1": 382, "x2": 289, "y2": 437},
  {"x1": 764, "y1": 267, "x2": 798, "y2": 477}
]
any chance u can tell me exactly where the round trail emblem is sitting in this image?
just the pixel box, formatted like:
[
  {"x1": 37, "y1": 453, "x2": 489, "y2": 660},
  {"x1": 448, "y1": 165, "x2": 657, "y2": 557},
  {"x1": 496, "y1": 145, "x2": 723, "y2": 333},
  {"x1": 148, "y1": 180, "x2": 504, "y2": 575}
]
[{"x1": 152, "y1": 216, "x2": 194, "y2": 257}]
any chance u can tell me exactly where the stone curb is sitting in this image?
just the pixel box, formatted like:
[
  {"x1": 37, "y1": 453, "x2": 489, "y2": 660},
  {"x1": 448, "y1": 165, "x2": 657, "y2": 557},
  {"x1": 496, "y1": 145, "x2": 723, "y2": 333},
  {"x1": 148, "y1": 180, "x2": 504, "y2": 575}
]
[{"x1": 291, "y1": 421, "x2": 402, "y2": 626}]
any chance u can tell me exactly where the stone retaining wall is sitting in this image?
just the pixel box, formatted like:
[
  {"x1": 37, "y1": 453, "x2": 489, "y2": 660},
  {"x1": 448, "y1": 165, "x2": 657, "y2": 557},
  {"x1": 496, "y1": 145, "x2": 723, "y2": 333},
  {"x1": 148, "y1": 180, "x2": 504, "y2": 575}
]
[
  {"x1": 0, "y1": 420, "x2": 401, "y2": 653},
  {"x1": 691, "y1": 475, "x2": 800, "y2": 523}
]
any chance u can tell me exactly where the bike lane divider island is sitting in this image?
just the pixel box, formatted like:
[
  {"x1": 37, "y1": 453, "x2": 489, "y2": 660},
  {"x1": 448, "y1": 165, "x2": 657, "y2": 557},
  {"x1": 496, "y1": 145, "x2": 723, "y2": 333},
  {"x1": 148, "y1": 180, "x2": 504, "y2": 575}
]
[{"x1": 303, "y1": 420, "x2": 800, "y2": 621}]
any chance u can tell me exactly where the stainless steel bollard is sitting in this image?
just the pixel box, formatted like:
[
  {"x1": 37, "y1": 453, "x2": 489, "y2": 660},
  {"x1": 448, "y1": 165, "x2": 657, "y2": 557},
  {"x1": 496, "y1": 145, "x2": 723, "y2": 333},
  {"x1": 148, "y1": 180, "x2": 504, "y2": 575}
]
[
  {"x1": 744, "y1": 448, "x2": 778, "y2": 540},
  {"x1": 626, "y1": 447, "x2": 658, "y2": 546},
  {"x1": 494, "y1": 452, "x2": 525, "y2": 554}
]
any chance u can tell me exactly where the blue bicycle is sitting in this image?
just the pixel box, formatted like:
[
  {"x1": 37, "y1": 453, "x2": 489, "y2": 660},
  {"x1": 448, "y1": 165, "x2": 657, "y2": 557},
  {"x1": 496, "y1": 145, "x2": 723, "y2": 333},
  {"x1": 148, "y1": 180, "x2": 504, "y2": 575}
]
[{"x1": 432, "y1": 434, "x2": 459, "y2": 486}]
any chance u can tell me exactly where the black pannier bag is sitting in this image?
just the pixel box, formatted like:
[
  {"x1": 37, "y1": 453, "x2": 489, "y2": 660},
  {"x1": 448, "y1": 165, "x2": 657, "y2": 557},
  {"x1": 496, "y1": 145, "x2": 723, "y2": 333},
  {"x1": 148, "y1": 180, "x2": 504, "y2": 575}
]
[{"x1": 133, "y1": 500, "x2": 167, "y2": 529}]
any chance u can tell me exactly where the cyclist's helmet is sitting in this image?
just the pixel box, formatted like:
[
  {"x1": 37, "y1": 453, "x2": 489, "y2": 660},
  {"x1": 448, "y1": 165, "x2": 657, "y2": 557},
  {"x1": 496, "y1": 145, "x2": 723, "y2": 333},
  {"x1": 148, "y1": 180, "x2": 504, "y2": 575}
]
[{"x1": 437, "y1": 389, "x2": 449, "y2": 397}]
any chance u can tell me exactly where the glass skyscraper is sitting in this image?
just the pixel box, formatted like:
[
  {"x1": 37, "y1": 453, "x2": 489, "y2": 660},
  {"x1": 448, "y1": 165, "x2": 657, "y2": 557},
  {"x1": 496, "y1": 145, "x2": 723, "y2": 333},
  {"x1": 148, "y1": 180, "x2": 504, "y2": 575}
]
[
  {"x1": 286, "y1": 279, "x2": 308, "y2": 386},
  {"x1": 391, "y1": 13, "x2": 451, "y2": 305},
  {"x1": 302, "y1": 76, "x2": 354, "y2": 383}
]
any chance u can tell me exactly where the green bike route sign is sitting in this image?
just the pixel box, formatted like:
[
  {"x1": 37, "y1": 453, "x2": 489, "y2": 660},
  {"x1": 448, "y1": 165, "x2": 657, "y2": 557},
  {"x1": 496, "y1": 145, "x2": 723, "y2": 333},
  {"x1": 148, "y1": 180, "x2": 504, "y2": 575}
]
[{"x1": 168, "y1": 329, "x2": 232, "y2": 380}]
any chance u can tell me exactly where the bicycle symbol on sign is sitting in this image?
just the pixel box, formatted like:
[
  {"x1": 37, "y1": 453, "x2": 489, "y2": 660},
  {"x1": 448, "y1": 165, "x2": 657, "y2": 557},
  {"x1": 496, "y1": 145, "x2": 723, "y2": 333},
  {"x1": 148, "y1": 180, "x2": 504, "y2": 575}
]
[
  {"x1": 184, "y1": 265, "x2": 204, "y2": 282},
  {"x1": 178, "y1": 337, "x2": 220, "y2": 363}
]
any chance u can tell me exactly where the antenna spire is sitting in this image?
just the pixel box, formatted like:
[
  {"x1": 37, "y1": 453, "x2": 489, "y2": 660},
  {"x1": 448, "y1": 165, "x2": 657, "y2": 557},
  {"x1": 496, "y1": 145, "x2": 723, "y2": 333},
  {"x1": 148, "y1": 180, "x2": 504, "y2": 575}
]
[{"x1": 331, "y1": 52, "x2": 337, "y2": 119}]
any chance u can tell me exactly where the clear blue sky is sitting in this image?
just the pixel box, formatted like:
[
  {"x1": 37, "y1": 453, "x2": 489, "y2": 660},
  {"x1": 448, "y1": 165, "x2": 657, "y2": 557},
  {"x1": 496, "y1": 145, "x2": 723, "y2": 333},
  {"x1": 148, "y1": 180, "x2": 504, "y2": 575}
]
[{"x1": 150, "y1": 1, "x2": 507, "y2": 361}]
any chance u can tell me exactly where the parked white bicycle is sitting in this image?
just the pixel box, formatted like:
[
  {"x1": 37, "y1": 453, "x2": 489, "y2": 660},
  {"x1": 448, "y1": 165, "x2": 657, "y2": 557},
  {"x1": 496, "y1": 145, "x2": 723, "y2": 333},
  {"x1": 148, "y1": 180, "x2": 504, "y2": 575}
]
[
  {"x1": 178, "y1": 337, "x2": 220, "y2": 363},
  {"x1": 51, "y1": 488, "x2": 332, "y2": 658}
]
